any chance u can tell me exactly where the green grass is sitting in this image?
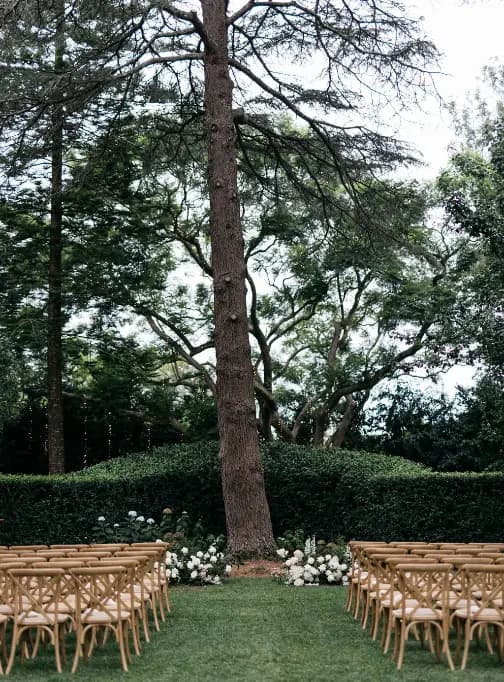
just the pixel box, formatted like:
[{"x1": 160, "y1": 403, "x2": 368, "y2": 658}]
[{"x1": 5, "y1": 579, "x2": 504, "y2": 680}]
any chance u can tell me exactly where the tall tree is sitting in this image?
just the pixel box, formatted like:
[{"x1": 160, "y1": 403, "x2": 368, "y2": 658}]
[
  {"x1": 200, "y1": 0, "x2": 274, "y2": 554},
  {"x1": 47, "y1": 0, "x2": 66, "y2": 472}
]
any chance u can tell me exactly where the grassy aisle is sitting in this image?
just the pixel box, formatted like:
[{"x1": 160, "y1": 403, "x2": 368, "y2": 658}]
[{"x1": 6, "y1": 579, "x2": 504, "y2": 680}]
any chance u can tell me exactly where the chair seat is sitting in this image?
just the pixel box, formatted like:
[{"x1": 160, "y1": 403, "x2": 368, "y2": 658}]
[
  {"x1": 81, "y1": 607, "x2": 130, "y2": 624},
  {"x1": 392, "y1": 606, "x2": 442, "y2": 621},
  {"x1": 382, "y1": 595, "x2": 418, "y2": 609},
  {"x1": 0, "y1": 604, "x2": 13, "y2": 616},
  {"x1": 17, "y1": 611, "x2": 70, "y2": 625},
  {"x1": 454, "y1": 607, "x2": 504, "y2": 621}
]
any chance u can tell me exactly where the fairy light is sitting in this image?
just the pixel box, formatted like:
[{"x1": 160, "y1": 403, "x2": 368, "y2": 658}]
[
  {"x1": 83, "y1": 400, "x2": 88, "y2": 468},
  {"x1": 107, "y1": 411, "x2": 112, "y2": 458}
]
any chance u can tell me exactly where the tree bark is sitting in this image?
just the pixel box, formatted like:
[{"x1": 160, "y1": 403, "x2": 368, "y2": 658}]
[
  {"x1": 47, "y1": 0, "x2": 65, "y2": 474},
  {"x1": 200, "y1": 0, "x2": 275, "y2": 556}
]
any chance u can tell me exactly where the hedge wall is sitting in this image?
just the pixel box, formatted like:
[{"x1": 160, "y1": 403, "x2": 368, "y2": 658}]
[{"x1": 0, "y1": 442, "x2": 502, "y2": 545}]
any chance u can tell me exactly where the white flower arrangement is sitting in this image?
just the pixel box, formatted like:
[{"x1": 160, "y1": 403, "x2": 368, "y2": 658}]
[
  {"x1": 275, "y1": 539, "x2": 351, "y2": 586},
  {"x1": 165, "y1": 545, "x2": 232, "y2": 585}
]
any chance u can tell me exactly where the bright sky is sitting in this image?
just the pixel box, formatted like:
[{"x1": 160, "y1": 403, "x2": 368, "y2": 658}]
[{"x1": 402, "y1": 0, "x2": 504, "y2": 178}]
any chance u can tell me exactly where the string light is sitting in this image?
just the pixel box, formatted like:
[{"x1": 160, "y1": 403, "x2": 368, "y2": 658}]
[
  {"x1": 83, "y1": 400, "x2": 88, "y2": 468},
  {"x1": 107, "y1": 411, "x2": 112, "y2": 458}
]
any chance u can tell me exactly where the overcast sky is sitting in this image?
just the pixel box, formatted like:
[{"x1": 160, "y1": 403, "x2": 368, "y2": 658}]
[{"x1": 401, "y1": 0, "x2": 504, "y2": 177}]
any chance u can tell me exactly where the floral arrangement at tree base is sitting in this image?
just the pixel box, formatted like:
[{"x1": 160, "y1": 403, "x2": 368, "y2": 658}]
[
  {"x1": 92, "y1": 508, "x2": 233, "y2": 585},
  {"x1": 166, "y1": 545, "x2": 232, "y2": 586},
  {"x1": 275, "y1": 536, "x2": 350, "y2": 586}
]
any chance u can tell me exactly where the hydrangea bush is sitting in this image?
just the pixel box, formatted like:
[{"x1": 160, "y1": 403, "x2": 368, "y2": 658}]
[
  {"x1": 275, "y1": 536, "x2": 350, "y2": 586},
  {"x1": 166, "y1": 544, "x2": 232, "y2": 585}
]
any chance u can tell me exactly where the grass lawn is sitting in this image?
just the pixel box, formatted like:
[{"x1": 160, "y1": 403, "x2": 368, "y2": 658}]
[{"x1": 5, "y1": 578, "x2": 504, "y2": 680}]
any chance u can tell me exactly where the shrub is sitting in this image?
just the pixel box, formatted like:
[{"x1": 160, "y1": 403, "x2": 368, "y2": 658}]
[{"x1": 0, "y1": 442, "x2": 503, "y2": 545}]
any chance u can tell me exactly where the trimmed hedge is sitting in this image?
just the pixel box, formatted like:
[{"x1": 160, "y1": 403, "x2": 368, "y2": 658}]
[{"x1": 0, "y1": 442, "x2": 502, "y2": 545}]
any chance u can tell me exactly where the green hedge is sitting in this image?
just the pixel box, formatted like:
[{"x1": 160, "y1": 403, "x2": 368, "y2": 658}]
[{"x1": 0, "y1": 443, "x2": 502, "y2": 545}]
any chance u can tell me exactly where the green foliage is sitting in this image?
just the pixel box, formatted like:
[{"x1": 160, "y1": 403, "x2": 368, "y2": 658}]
[{"x1": 0, "y1": 442, "x2": 502, "y2": 545}]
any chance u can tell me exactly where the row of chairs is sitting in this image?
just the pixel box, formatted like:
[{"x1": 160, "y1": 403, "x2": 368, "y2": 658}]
[
  {"x1": 346, "y1": 541, "x2": 504, "y2": 670},
  {"x1": 0, "y1": 541, "x2": 170, "y2": 674}
]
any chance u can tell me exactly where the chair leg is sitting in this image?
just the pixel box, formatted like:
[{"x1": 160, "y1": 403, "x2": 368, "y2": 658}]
[
  {"x1": 397, "y1": 621, "x2": 407, "y2": 671},
  {"x1": 6, "y1": 624, "x2": 20, "y2": 676},
  {"x1": 461, "y1": 621, "x2": 472, "y2": 670},
  {"x1": 54, "y1": 625, "x2": 63, "y2": 674}
]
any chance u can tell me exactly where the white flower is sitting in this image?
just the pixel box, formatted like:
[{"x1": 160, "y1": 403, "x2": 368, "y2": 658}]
[
  {"x1": 290, "y1": 566, "x2": 304, "y2": 580},
  {"x1": 319, "y1": 563, "x2": 326, "y2": 572},
  {"x1": 307, "y1": 557, "x2": 315, "y2": 565},
  {"x1": 208, "y1": 546, "x2": 217, "y2": 554},
  {"x1": 113, "y1": 523, "x2": 119, "y2": 528},
  {"x1": 210, "y1": 555, "x2": 218, "y2": 564},
  {"x1": 310, "y1": 565, "x2": 319, "y2": 576},
  {"x1": 293, "y1": 578, "x2": 304, "y2": 587},
  {"x1": 192, "y1": 557, "x2": 201, "y2": 567},
  {"x1": 342, "y1": 575, "x2": 349, "y2": 585},
  {"x1": 225, "y1": 564, "x2": 232, "y2": 574},
  {"x1": 317, "y1": 556, "x2": 324, "y2": 564},
  {"x1": 136, "y1": 515, "x2": 145, "y2": 522},
  {"x1": 190, "y1": 570, "x2": 198, "y2": 580},
  {"x1": 327, "y1": 573, "x2": 335, "y2": 583},
  {"x1": 181, "y1": 547, "x2": 189, "y2": 555},
  {"x1": 187, "y1": 561, "x2": 194, "y2": 570},
  {"x1": 171, "y1": 568, "x2": 179, "y2": 579},
  {"x1": 196, "y1": 551, "x2": 204, "y2": 559},
  {"x1": 303, "y1": 571, "x2": 314, "y2": 583},
  {"x1": 146, "y1": 518, "x2": 155, "y2": 524},
  {"x1": 325, "y1": 554, "x2": 331, "y2": 561},
  {"x1": 97, "y1": 516, "x2": 105, "y2": 522},
  {"x1": 128, "y1": 511, "x2": 137, "y2": 518},
  {"x1": 276, "y1": 548, "x2": 288, "y2": 559},
  {"x1": 204, "y1": 552, "x2": 210, "y2": 560},
  {"x1": 213, "y1": 576, "x2": 221, "y2": 585},
  {"x1": 340, "y1": 563, "x2": 348, "y2": 572},
  {"x1": 156, "y1": 539, "x2": 163, "y2": 544},
  {"x1": 328, "y1": 557, "x2": 340, "y2": 569},
  {"x1": 293, "y1": 549, "x2": 304, "y2": 559}
]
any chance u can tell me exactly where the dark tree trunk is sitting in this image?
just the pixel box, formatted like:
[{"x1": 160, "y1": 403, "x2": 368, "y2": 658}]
[
  {"x1": 328, "y1": 394, "x2": 356, "y2": 448},
  {"x1": 201, "y1": 0, "x2": 275, "y2": 556},
  {"x1": 47, "y1": 1, "x2": 65, "y2": 474}
]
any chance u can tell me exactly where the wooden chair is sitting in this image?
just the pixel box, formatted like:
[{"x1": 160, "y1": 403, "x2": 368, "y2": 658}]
[
  {"x1": 391, "y1": 564, "x2": 454, "y2": 671},
  {"x1": 5, "y1": 568, "x2": 72, "y2": 674},
  {"x1": 70, "y1": 566, "x2": 133, "y2": 673},
  {"x1": 452, "y1": 564, "x2": 504, "y2": 670}
]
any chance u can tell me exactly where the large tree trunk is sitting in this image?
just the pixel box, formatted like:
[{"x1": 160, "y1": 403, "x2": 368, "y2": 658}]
[
  {"x1": 47, "y1": 1, "x2": 65, "y2": 474},
  {"x1": 201, "y1": 0, "x2": 275, "y2": 556}
]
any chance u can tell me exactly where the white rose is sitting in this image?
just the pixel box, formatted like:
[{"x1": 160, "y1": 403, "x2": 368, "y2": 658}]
[
  {"x1": 212, "y1": 576, "x2": 221, "y2": 584},
  {"x1": 293, "y1": 549, "x2": 304, "y2": 559},
  {"x1": 187, "y1": 561, "x2": 194, "y2": 570},
  {"x1": 319, "y1": 563, "x2": 326, "y2": 572},
  {"x1": 204, "y1": 552, "x2": 210, "y2": 560},
  {"x1": 128, "y1": 511, "x2": 137, "y2": 518},
  {"x1": 307, "y1": 557, "x2": 315, "y2": 565},
  {"x1": 113, "y1": 523, "x2": 119, "y2": 528},
  {"x1": 290, "y1": 566, "x2": 304, "y2": 580},
  {"x1": 310, "y1": 565, "x2": 319, "y2": 576},
  {"x1": 342, "y1": 575, "x2": 349, "y2": 585},
  {"x1": 303, "y1": 571, "x2": 314, "y2": 583},
  {"x1": 317, "y1": 556, "x2": 324, "y2": 564},
  {"x1": 327, "y1": 573, "x2": 335, "y2": 583},
  {"x1": 293, "y1": 578, "x2": 304, "y2": 587},
  {"x1": 192, "y1": 557, "x2": 201, "y2": 567},
  {"x1": 210, "y1": 555, "x2": 218, "y2": 564},
  {"x1": 208, "y1": 546, "x2": 217, "y2": 554},
  {"x1": 341, "y1": 563, "x2": 348, "y2": 572},
  {"x1": 171, "y1": 568, "x2": 179, "y2": 578},
  {"x1": 276, "y1": 548, "x2": 288, "y2": 559},
  {"x1": 325, "y1": 554, "x2": 331, "y2": 561},
  {"x1": 181, "y1": 547, "x2": 189, "y2": 555},
  {"x1": 136, "y1": 515, "x2": 145, "y2": 522},
  {"x1": 146, "y1": 518, "x2": 155, "y2": 524},
  {"x1": 190, "y1": 570, "x2": 198, "y2": 580},
  {"x1": 97, "y1": 516, "x2": 105, "y2": 522},
  {"x1": 225, "y1": 564, "x2": 232, "y2": 574},
  {"x1": 197, "y1": 551, "x2": 204, "y2": 558}
]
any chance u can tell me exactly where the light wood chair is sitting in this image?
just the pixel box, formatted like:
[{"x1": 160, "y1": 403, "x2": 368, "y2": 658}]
[
  {"x1": 5, "y1": 568, "x2": 72, "y2": 674},
  {"x1": 70, "y1": 565, "x2": 134, "y2": 673},
  {"x1": 391, "y1": 563, "x2": 454, "y2": 671},
  {"x1": 452, "y1": 564, "x2": 504, "y2": 669}
]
